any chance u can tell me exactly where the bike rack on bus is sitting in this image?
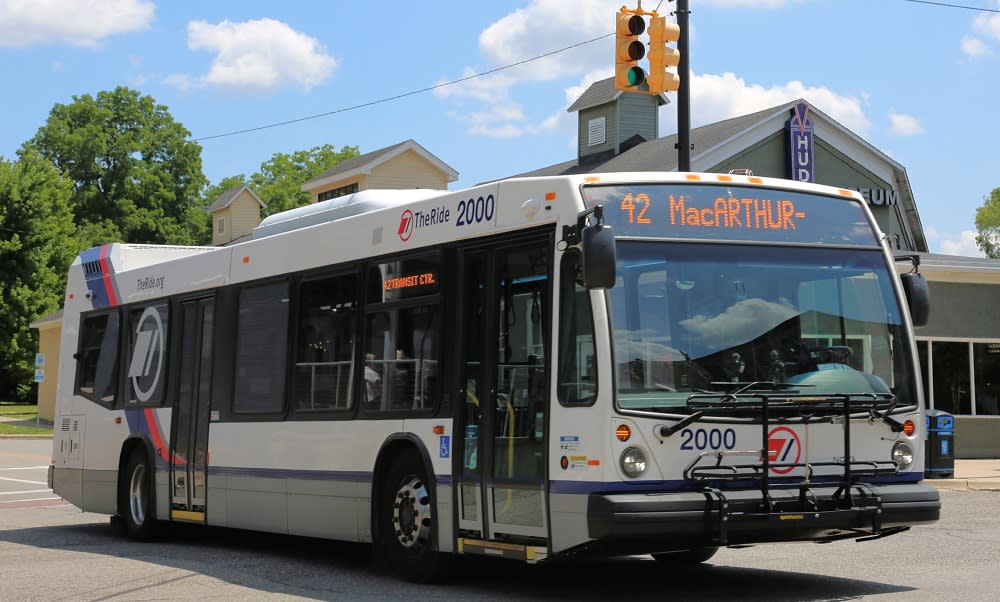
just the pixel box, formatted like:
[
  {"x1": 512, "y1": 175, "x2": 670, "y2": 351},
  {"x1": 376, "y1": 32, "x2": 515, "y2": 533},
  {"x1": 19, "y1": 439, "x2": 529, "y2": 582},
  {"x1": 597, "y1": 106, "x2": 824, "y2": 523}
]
[{"x1": 676, "y1": 392, "x2": 906, "y2": 545}]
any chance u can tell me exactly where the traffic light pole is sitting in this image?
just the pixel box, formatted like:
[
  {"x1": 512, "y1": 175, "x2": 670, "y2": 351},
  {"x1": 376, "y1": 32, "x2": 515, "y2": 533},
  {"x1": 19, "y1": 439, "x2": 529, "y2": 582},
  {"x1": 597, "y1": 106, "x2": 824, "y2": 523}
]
[{"x1": 676, "y1": 0, "x2": 691, "y2": 172}]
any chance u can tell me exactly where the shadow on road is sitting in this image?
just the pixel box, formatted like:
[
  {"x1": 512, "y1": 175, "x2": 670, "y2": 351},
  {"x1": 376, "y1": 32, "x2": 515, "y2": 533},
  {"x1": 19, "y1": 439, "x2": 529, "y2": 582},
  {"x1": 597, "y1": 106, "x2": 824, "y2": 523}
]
[{"x1": 0, "y1": 519, "x2": 916, "y2": 600}]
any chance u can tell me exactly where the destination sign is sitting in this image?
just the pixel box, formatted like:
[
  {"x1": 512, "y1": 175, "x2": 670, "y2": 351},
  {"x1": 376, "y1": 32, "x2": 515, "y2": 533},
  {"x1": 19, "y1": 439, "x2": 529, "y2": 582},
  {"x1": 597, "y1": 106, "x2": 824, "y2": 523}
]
[{"x1": 583, "y1": 184, "x2": 878, "y2": 246}]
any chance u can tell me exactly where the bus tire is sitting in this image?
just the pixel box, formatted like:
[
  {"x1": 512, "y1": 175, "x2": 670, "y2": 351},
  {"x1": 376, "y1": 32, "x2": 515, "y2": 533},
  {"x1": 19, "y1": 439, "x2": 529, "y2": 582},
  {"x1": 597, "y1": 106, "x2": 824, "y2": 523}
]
[
  {"x1": 119, "y1": 449, "x2": 159, "y2": 541},
  {"x1": 382, "y1": 453, "x2": 443, "y2": 582},
  {"x1": 652, "y1": 546, "x2": 718, "y2": 566}
]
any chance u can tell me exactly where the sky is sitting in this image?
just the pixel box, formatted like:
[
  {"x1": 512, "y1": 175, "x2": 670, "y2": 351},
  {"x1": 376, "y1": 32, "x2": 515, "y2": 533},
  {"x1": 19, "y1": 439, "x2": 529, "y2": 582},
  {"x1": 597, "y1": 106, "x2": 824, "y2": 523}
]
[{"x1": 1, "y1": 0, "x2": 999, "y2": 256}]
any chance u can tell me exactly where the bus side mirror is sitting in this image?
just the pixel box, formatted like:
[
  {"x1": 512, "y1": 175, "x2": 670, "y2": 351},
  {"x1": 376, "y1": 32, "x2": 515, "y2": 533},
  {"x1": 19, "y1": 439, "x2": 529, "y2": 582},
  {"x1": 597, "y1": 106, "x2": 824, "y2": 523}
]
[
  {"x1": 900, "y1": 271, "x2": 930, "y2": 327},
  {"x1": 582, "y1": 223, "x2": 616, "y2": 289}
]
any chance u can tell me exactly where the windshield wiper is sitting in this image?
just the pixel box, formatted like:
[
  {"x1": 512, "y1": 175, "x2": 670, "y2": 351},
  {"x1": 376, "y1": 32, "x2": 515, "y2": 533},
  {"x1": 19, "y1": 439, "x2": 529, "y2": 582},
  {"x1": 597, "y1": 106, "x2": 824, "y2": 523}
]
[{"x1": 659, "y1": 411, "x2": 705, "y2": 437}]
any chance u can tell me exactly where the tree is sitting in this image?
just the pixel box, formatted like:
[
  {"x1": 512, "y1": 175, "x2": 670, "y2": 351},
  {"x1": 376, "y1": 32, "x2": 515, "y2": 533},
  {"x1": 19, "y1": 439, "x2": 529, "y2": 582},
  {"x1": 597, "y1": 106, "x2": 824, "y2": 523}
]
[
  {"x1": 0, "y1": 150, "x2": 79, "y2": 402},
  {"x1": 25, "y1": 86, "x2": 209, "y2": 247},
  {"x1": 975, "y1": 187, "x2": 1000, "y2": 259},
  {"x1": 208, "y1": 144, "x2": 359, "y2": 217}
]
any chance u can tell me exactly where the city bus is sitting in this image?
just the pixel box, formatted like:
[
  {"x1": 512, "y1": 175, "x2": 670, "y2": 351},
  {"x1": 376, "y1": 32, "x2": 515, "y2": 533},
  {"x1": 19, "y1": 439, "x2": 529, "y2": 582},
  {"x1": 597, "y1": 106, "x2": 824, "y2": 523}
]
[{"x1": 50, "y1": 171, "x2": 940, "y2": 581}]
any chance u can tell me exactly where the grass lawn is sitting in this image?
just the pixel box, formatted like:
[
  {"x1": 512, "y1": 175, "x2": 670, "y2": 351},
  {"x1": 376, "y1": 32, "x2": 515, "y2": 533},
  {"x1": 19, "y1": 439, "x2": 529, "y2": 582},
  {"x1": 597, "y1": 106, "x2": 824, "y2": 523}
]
[{"x1": 0, "y1": 403, "x2": 52, "y2": 435}]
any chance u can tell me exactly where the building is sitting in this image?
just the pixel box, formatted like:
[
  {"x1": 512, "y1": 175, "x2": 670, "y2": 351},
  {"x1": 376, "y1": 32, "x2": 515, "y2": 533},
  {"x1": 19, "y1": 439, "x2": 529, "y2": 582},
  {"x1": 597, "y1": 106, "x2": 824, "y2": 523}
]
[
  {"x1": 520, "y1": 77, "x2": 1000, "y2": 457},
  {"x1": 28, "y1": 310, "x2": 61, "y2": 422},
  {"x1": 207, "y1": 186, "x2": 267, "y2": 246},
  {"x1": 301, "y1": 139, "x2": 458, "y2": 203}
]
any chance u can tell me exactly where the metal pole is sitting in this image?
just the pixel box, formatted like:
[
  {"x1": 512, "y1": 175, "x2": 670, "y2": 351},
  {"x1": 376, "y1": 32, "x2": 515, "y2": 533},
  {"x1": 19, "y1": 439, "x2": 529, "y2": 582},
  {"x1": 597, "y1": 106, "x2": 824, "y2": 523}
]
[{"x1": 676, "y1": 0, "x2": 691, "y2": 171}]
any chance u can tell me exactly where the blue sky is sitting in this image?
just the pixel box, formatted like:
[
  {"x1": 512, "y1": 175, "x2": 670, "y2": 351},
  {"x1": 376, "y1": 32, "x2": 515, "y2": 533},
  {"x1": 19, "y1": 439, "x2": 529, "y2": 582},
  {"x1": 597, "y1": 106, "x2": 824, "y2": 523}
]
[{"x1": 2, "y1": 0, "x2": 999, "y2": 256}]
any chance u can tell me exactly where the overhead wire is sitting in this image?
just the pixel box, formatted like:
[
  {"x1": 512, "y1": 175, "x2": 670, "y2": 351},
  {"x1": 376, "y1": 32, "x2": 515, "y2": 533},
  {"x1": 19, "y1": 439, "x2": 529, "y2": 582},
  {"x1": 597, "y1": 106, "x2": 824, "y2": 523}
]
[
  {"x1": 192, "y1": 33, "x2": 613, "y2": 142},
  {"x1": 190, "y1": 0, "x2": 999, "y2": 143}
]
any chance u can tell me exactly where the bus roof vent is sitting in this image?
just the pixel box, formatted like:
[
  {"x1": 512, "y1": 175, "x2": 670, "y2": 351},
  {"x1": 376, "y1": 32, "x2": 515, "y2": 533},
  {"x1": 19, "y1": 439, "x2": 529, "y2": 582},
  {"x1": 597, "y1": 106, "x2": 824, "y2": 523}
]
[{"x1": 252, "y1": 189, "x2": 449, "y2": 240}]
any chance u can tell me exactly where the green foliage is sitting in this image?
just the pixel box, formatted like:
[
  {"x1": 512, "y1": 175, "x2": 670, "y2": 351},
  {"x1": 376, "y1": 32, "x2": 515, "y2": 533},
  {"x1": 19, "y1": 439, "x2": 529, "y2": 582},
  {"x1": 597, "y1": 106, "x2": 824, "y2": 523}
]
[
  {"x1": 208, "y1": 144, "x2": 359, "y2": 217},
  {"x1": 25, "y1": 86, "x2": 209, "y2": 246},
  {"x1": 0, "y1": 150, "x2": 78, "y2": 402},
  {"x1": 975, "y1": 187, "x2": 1000, "y2": 259}
]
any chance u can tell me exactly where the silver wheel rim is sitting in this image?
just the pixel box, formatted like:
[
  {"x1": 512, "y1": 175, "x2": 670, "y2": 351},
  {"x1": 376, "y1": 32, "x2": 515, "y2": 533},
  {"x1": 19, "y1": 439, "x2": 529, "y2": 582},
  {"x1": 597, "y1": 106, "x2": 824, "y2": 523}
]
[
  {"x1": 392, "y1": 475, "x2": 431, "y2": 549},
  {"x1": 129, "y1": 463, "x2": 146, "y2": 526}
]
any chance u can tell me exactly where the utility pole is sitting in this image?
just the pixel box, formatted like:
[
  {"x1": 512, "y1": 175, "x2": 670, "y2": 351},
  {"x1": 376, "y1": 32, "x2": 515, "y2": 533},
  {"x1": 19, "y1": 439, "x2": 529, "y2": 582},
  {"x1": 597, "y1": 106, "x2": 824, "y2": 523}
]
[{"x1": 676, "y1": 0, "x2": 691, "y2": 171}]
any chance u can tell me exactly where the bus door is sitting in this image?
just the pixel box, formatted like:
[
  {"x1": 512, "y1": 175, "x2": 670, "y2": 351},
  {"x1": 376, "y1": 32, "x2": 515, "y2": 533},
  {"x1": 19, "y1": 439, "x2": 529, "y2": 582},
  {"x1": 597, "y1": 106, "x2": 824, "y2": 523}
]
[
  {"x1": 457, "y1": 234, "x2": 551, "y2": 545},
  {"x1": 169, "y1": 297, "x2": 214, "y2": 522}
]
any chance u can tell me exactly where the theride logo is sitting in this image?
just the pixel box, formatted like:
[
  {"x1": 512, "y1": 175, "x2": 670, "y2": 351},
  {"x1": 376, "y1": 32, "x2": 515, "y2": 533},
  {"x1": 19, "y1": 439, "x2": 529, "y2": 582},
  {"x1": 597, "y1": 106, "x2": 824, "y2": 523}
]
[
  {"x1": 397, "y1": 206, "x2": 451, "y2": 242},
  {"x1": 127, "y1": 306, "x2": 164, "y2": 402},
  {"x1": 398, "y1": 209, "x2": 414, "y2": 241},
  {"x1": 765, "y1": 426, "x2": 801, "y2": 474}
]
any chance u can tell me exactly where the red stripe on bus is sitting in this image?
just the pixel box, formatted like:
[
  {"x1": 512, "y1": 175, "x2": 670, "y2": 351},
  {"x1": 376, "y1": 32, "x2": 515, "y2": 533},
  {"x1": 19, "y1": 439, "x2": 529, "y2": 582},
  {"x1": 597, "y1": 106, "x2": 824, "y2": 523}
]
[{"x1": 98, "y1": 245, "x2": 119, "y2": 306}]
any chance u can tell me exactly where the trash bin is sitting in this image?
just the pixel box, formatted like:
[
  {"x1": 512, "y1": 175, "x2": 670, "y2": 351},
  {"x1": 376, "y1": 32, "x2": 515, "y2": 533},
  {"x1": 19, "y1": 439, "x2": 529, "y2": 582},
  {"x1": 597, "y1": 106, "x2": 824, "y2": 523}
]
[{"x1": 924, "y1": 409, "x2": 955, "y2": 478}]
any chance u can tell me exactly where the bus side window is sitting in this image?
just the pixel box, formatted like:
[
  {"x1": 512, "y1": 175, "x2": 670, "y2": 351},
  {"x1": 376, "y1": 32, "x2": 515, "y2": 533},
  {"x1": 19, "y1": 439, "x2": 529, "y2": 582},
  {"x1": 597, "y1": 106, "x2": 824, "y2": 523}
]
[
  {"x1": 293, "y1": 274, "x2": 358, "y2": 413},
  {"x1": 76, "y1": 311, "x2": 121, "y2": 408},
  {"x1": 233, "y1": 280, "x2": 290, "y2": 415}
]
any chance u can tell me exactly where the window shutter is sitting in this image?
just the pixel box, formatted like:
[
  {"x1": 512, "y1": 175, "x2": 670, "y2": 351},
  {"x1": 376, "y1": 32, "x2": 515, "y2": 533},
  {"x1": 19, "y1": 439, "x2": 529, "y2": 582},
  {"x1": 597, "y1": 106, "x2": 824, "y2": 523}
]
[{"x1": 587, "y1": 117, "x2": 606, "y2": 147}]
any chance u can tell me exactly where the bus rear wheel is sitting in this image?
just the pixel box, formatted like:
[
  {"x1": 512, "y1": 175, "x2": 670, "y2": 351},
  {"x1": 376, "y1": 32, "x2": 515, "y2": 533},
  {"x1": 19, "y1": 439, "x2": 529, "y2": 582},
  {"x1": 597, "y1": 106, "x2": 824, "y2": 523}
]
[
  {"x1": 119, "y1": 449, "x2": 159, "y2": 541},
  {"x1": 382, "y1": 453, "x2": 443, "y2": 582},
  {"x1": 652, "y1": 546, "x2": 718, "y2": 566}
]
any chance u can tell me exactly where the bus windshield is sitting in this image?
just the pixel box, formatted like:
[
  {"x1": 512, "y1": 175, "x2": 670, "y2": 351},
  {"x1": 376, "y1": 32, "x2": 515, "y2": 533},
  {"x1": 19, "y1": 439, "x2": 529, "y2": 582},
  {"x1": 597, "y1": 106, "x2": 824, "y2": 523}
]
[{"x1": 608, "y1": 241, "x2": 917, "y2": 414}]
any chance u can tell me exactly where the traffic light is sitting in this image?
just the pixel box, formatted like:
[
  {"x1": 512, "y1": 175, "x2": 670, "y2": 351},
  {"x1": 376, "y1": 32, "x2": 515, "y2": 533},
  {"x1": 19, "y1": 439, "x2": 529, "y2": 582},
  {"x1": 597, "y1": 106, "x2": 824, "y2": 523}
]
[
  {"x1": 615, "y1": 10, "x2": 646, "y2": 92},
  {"x1": 647, "y1": 15, "x2": 680, "y2": 94}
]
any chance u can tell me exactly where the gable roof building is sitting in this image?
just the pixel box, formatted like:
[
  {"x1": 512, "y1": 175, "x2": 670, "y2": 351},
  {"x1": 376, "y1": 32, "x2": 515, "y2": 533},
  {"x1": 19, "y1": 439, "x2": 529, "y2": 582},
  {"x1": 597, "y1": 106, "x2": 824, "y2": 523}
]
[{"x1": 302, "y1": 139, "x2": 458, "y2": 203}]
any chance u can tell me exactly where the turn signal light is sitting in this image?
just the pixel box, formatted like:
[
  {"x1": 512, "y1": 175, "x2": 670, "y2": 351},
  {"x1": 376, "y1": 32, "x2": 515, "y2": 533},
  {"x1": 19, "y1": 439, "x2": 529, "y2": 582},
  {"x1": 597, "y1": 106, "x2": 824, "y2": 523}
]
[
  {"x1": 615, "y1": 424, "x2": 631, "y2": 442},
  {"x1": 903, "y1": 420, "x2": 915, "y2": 436}
]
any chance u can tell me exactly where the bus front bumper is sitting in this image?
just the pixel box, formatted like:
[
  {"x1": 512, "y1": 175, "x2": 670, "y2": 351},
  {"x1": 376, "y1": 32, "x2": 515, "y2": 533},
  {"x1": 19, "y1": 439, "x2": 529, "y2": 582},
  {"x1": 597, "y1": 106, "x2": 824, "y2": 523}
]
[{"x1": 587, "y1": 482, "x2": 940, "y2": 550}]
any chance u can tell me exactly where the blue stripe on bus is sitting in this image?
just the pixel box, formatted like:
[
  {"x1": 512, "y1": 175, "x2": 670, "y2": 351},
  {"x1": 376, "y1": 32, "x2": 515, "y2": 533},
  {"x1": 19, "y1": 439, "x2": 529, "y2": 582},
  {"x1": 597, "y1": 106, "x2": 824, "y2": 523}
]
[
  {"x1": 79, "y1": 245, "x2": 119, "y2": 309},
  {"x1": 204, "y1": 465, "x2": 453, "y2": 487}
]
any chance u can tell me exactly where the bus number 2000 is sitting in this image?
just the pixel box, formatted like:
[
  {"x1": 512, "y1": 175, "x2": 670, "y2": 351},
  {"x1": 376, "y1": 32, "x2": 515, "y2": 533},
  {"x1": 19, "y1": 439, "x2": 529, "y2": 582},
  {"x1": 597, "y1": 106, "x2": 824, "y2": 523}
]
[
  {"x1": 679, "y1": 428, "x2": 736, "y2": 451},
  {"x1": 456, "y1": 195, "x2": 495, "y2": 227}
]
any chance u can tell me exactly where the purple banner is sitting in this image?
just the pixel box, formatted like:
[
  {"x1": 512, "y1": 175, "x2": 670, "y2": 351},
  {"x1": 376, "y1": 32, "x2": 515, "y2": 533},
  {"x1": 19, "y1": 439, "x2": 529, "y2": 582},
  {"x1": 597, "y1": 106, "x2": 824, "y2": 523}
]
[{"x1": 786, "y1": 102, "x2": 815, "y2": 183}]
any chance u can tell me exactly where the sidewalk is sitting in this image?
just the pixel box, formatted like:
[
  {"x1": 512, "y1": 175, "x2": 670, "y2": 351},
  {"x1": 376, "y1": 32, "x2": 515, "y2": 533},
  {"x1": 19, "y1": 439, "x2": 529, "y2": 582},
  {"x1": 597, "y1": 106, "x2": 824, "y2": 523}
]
[{"x1": 925, "y1": 459, "x2": 1000, "y2": 491}]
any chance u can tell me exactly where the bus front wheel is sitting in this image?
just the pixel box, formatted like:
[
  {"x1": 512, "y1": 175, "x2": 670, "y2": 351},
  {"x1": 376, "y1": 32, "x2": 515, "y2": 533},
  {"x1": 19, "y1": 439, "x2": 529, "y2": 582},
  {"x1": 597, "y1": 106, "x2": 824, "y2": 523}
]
[
  {"x1": 119, "y1": 449, "x2": 159, "y2": 541},
  {"x1": 382, "y1": 453, "x2": 443, "y2": 582}
]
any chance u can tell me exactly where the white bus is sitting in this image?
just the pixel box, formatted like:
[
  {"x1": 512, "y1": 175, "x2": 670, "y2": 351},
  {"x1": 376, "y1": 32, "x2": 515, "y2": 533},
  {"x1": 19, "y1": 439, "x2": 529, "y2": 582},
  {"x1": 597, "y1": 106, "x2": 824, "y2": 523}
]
[{"x1": 50, "y1": 172, "x2": 940, "y2": 581}]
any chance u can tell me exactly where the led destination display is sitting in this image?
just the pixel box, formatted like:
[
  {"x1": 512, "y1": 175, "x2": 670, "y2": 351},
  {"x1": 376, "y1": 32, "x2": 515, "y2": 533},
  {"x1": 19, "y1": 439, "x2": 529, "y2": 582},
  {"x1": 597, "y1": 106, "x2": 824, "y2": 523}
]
[{"x1": 584, "y1": 184, "x2": 879, "y2": 246}]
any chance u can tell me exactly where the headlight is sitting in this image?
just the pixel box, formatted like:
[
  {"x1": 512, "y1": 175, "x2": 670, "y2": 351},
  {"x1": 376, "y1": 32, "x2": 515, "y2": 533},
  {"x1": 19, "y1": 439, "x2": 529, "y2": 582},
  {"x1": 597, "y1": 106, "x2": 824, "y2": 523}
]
[
  {"x1": 892, "y1": 441, "x2": 914, "y2": 470},
  {"x1": 620, "y1": 447, "x2": 647, "y2": 478}
]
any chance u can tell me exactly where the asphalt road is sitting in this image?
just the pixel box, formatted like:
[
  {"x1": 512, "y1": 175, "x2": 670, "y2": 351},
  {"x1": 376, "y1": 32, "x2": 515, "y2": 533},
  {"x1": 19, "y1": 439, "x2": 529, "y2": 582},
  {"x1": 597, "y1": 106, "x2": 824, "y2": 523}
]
[{"x1": 2, "y1": 438, "x2": 998, "y2": 601}]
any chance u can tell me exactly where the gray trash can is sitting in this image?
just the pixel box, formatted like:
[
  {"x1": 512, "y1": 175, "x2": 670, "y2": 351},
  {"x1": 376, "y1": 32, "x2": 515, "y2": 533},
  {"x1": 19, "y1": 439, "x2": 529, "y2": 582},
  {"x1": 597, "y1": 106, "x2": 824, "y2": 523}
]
[{"x1": 924, "y1": 409, "x2": 954, "y2": 478}]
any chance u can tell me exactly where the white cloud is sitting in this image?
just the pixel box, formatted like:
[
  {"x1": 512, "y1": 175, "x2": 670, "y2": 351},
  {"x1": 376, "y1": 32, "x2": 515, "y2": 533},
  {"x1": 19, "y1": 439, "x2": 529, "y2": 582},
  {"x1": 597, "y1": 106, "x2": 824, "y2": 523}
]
[
  {"x1": 699, "y1": 0, "x2": 805, "y2": 5},
  {"x1": 961, "y1": 36, "x2": 994, "y2": 58},
  {"x1": 939, "y1": 230, "x2": 986, "y2": 257},
  {"x1": 659, "y1": 71, "x2": 871, "y2": 137},
  {"x1": 162, "y1": 73, "x2": 195, "y2": 92},
  {"x1": 440, "y1": 0, "x2": 866, "y2": 139},
  {"x1": 680, "y1": 298, "x2": 798, "y2": 350},
  {"x1": 172, "y1": 18, "x2": 338, "y2": 92},
  {"x1": 0, "y1": 0, "x2": 153, "y2": 48},
  {"x1": 888, "y1": 111, "x2": 923, "y2": 136},
  {"x1": 972, "y1": 9, "x2": 1000, "y2": 41}
]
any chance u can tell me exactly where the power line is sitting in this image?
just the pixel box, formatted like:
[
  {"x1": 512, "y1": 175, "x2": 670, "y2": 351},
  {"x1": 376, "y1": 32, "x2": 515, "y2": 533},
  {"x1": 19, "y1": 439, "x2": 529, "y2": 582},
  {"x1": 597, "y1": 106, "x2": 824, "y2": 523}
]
[
  {"x1": 194, "y1": 0, "x2": 998, "y2": 143},
  {"x1": 192, "y1": 33, "x2": 614, "y2": 143},
  {"x1": 900, "y1": 0, "x2": 1000, "y2": 12}
]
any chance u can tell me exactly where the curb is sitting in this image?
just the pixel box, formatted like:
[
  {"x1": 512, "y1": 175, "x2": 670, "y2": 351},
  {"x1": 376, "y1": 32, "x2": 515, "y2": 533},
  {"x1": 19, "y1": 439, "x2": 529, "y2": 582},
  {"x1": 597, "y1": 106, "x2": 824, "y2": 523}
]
[
  {"x1": 926, "y1": 478, "x2": 1000, "y2": 492},
  {"x1": 0, "y1": 434, "x2": 53, "y2": 440}
]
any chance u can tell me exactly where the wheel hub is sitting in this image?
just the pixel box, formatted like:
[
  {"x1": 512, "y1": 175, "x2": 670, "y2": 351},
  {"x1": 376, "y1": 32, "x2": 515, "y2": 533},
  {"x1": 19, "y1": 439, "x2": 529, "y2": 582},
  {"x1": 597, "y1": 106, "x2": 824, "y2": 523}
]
[{"x1": 392, "y1": 476, "x2": 431, "y2": 549}]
